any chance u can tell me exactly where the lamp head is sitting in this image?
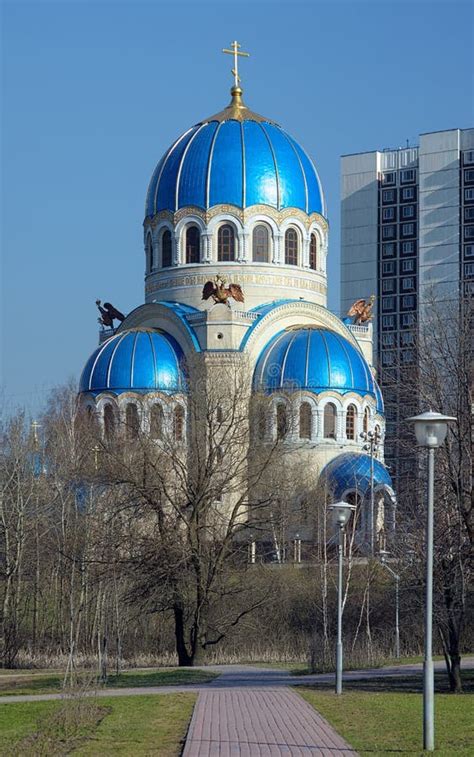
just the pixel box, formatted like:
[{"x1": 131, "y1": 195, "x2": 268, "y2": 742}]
[
  {"x1": 406, "y1": 410, "x2": 456, "y2": 448},
  {"x1": 328, "y1": 501, "x2": 356, "y2": 529}
]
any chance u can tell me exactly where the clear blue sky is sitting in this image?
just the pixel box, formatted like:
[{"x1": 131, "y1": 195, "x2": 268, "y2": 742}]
[{"x1": 2, "y1": 0, "x2": 473, "y2": 415}]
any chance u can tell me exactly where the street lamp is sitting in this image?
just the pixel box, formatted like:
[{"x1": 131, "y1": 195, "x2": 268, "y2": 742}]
[
  {"x1": 407, "y1": 410, "x2": 456, "y2": 752},
  {"x1": 328, "y1": 500, "x2": 356, "y2": 695},
  {"x1": 379, "y1": 549, "x2": 400, "y2": 659},
  {"x1": 360, "y1": 427, "x2": 382, "y2": 555}
]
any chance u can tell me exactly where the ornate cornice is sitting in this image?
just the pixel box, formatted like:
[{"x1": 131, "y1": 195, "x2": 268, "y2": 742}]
[{"x1": 144, "y1": 204, "x2": 328, "y2": 231}]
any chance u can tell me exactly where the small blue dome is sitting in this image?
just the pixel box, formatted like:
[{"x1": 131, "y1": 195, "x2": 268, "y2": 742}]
[
  {"x1": 253, "y1": 327, "x2": 378, "y2": 400},
  {"x1": 145, "y1": 97, "x2": 325, "y2": 217},
  {"x1": 320, "y1": 453, "x2": 394, "y2": 500},
  {"x1": 79, "y1": 329, "x2": 186, "y2": 394}
]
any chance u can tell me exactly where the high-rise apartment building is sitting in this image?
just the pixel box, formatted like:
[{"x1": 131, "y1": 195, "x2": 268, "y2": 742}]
[{"x1": 340, "y1": 128, "x2": 474, "y2": 484}]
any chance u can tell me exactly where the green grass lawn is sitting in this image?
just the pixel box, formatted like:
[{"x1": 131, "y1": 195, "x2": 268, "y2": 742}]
[
  {"x1": 0, "y1": 693, "x2": 196, "y2": 756},
  {"x1": 298, "y1": 672, "x2": 474, "y2": 756},
  {"x1": 0, "y1": 668, "x2": 216, "y2": 697}
]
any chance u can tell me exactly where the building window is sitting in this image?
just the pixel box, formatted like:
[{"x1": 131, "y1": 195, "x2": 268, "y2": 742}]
[
  {"x1": 401, "y1": 258, "x2": 415, "y2": 273},
  {"x1": 363, "y1": 407, "x2": 370, "y2": 433},
  {"x1": 401, "y1": 223, "x2": 415, "y2": 237},
  {"x1": 401, "y1": 168, "x2": 416, "y2": 183},
  {"x1": 150, "y1": 405, "x2": 163, "y2": 439},
  {"x1": 299, "y1": 403, "x2": 312, "y2": 439},
  {"x1": 464, "y1": 151, "x2": 474, "y2": 165},
  {"x1": 382, "y1": 261, "x2": 395, "y2": 274},
  {"x1": 382, "y1": 243, "x2": 396, "y2": 258},
  {"x1": 382, "y1": 207, "x2": 395, "y2": 221},
  {"x1": 382, "y1": 189, "x2": 396, "y2": 203},
  {"x1": 346, "y1": 405, "x2": 357, "y2": 440},
  {"x1": 252, "y1": 224, "x2": 270, "y2": 262},
  {"x1": 401, "y1": 331, "x2": 415, "y2": 346},
  {"x1": 382, "y1": 279, "x2": 396, "y2": 293},
  {"x1": 402, "y1": 205, "x2": 415, "y2": 218},
  {"x1": 285, "y1": 228, "x2": 299, "y2": 265},
  {"x1": 323, "y1": 403, "x2": 337, "y2": 439},
  {"x1": 464, "y1": 169, "x2": 474, "y2": 183},
  {"x1": 174, "y1": 406, "x2": 185, "y2": 441},
  {"x1": 382, "y1": 225, "x2": 396, "y2": 240},
  {"x1": 401, "y1": 186, "x2": 415, "y2": 201},
  {"x1": 382, "y1": 332, "x2": 395, "y2": 346},
  {"x1": 276, "y1": 404, "x2": 288, "y2": 439},
  {"x1": 401, "y1": 276, "x2": 415, "y2": 291},
  {"x1": 382, "y1": 296, "x2": 395, "y2": 311},
  {"x1": 464, "y1": 188, "x2": 474, "y2": 202},
  {"x1": 464, "y1": 262, "x2": 474, "y2": 279},
  {"x1": 401, "y1": 294, "x2": 416, "y2": 309},
  {"x1": 146, "y1": 235, "x2": 154, "y2": 271},
  {"x1": 464, "y1": 207, "x2": 474, "y2": 222},
  {"x1": 126, "y1": 404, "x2": 140, "y2": 440},
  {"x1": 464, "y1": 226, "x2": 474, "y2": 240},
  {"x1": 401, "y1": 312, "x2": 416, "y2": 328},
  {"x1": 309, "y1": 233, "x2": 318, "y2": 270},
  {"x1": 401, "y1": 349, "x2": 415, "y2": 364},
  {"x1": 382, "y1": 314, "x2": 396, "y2": 329},
  {"x1": 218, "y1": 224, "x2": 236, "y2": 261},
  {"x1": 401, "y1": 240, "x2": 415, "y2": 255},
  {"x1": 464, "y1": 244, "x2": 474, "y2": 258},
  {"x1": 382, "y1": 172, "x2": 396, "y2": 185},
  {"x1": 162, "y1": 229, "x2": 172, "y2": 267},
  {"x1": 104, "y1": 404, "x2": 115, "y2": 441},
  {"x1": 185, "y1": 226, "x2": 200, "y2": 264}
]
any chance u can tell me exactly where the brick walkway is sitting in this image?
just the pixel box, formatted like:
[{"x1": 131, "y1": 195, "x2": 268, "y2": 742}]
[{"x1": 182, "y1": 688, "x2": 357, "y2": 756}]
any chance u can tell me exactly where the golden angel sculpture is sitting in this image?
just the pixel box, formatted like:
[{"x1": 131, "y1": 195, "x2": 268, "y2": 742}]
[
  {"x1": 347, "y1": 295, "x2": 375, "y2": 325},
  {"x1": 202, "y1": 275, "x2": 244, "y2": 306}
]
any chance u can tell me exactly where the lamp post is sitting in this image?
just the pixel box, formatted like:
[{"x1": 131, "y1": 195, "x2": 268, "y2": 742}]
[
  {"x1": 360, "y1": 427, "x2": 381, "y2": 555},
  {"x1": 328, "y1": 500, "x2": 356, "y2": 695},
  {"x1": 407, "y1": 410, "x2": 456, "y2": 752},
  {"x1": 379, "y1": 549, "x2": 400, "y2": 659}
]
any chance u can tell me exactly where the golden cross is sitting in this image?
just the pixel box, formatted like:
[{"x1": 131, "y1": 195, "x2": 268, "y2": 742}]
[{"x1": 222, "y1": 40, "x2": 250, "y2": 88}]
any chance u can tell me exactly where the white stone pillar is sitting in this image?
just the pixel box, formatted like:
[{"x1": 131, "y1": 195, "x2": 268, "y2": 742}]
[
  {"x1": 240, "y1": 232, "x2": 249, "y2": 263},
  {"x1": 302, "y1": 233, "x2": 310, "y2": 268}
]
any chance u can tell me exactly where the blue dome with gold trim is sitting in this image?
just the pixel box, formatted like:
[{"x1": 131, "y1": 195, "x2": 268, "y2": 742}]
[
  {"x1": 320, "y1": 453, "x2": 394, "y2": 500},
  {"x1": 145, "y1": 90, "x2": 325, "y2": 217},
  {"x1": 79, "y1": 329, "x2": 186, "y2": 395},
  {"x1": 254, "y1": 327, "x2": 380, "y2": 403}
]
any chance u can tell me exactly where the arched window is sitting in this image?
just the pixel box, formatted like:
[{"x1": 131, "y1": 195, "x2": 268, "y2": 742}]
[
  {"x1": 276, "y1": 404, "x2": 288, "y2": 439},
  {"x1": 126, "y1": 404, "x2": 140, "y2": 440},
  {"x1": 299, "y1": 402, "x2": 312, "y2": 439},
  {"x1": 252, "y1": 224, "x2": 270, "y2": 262},
  {"x1": 309, "y1": 233, "x2": 318, "y2": 270},
  {"x1": 103, "y1": 404, "x2": 115, "y2": 441},
  {"x1": 150, "y1": 405, "x2": 163, "y2": 440},
  {"x1": 218, "y1": 224, "x2": 235, "y2": 261},
  {"x1": 364, "y1": 407, "x2": 370, "y2": 434},
  {"x1": 174, "y1": 406, "x2": 185, "y2": 442},
  {"x1": 146, "y1": 235, "x2": 154, "y2": 272},
  {"x1": 285, "y1": 228, "x2": 298, "y2": 265},
  {"x1": 323, "y1": 403, "x2": 337, "y2": 439},
  {"x1": 185, "y1": 226, "x2": 200, "y2": 264},
  {"x1": 346, "y1": 404, "x2": 357, "y2": 440},
  {"x1": 162, "y1": 229, "x2": 172, "y2": 268}
]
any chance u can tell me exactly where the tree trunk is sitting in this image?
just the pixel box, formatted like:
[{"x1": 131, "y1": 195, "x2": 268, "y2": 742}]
[{"x1": 173, "y1": 604, "x2": 192, "y2": 666}]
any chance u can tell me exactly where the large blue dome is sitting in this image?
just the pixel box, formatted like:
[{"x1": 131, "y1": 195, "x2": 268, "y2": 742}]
[
  {"x1": 253, "y1": 327, "x2": 381, "y2": 403},
  {"x1": 145, "y1": 92, "x2": 325, "y2": 217},
  {"x1": 79, "y1": 329, "x2": 186, "y2": 394},
  {"x1": 320, "y1": 453, "x2": 394, "y2": 500}
]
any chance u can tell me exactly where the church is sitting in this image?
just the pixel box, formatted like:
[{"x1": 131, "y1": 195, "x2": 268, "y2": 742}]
[{"x1": 78, "y1": 44, "x2": 395, "y2": 553}]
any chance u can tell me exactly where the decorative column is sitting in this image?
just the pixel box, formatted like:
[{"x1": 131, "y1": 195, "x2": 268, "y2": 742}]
[
  {"x1": 173, "y1": 231, "x2": 180, "y2": 266},
  {"x1": 302, "y1": 233, "x2": 311, "y2": 268},
  {"x1": 202, "y1": 232, "x2": 213, "y2": 263},
  {"x1": 239, "y1": 232, "x2": 249, "y2": 263},
  {"x1": 273, "y1": 232, "x2": 283, "y2": 264}
]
